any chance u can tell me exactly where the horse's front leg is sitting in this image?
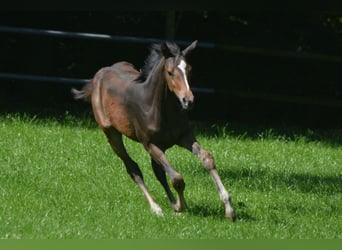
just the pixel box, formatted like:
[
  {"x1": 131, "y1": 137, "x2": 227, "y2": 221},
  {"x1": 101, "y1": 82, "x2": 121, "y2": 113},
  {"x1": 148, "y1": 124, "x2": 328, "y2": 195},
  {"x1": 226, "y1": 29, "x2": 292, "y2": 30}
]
[
  {"x1": 178, "y1": 132, "x2": 236, "y2": 221},
  {"x1": 145, "y1": 143, "x2": 187, "y2": 212}
]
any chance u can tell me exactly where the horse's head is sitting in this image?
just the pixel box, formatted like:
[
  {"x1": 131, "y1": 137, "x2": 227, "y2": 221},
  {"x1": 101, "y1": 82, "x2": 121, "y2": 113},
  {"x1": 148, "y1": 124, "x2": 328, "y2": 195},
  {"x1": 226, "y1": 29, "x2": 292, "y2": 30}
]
[{"x1": 161, "y1": 40, "x2": 197, "y2": 110}]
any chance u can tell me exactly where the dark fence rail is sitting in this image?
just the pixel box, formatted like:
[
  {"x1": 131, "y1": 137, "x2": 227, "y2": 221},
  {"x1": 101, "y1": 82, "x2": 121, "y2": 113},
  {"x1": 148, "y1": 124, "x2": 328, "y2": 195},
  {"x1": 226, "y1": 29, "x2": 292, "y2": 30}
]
[
  {"x1": 0, "y1": 72, "x2": 89, "y2": 85},
  {"x1": 0, "y1": 72, "x2": 217, "y2": 95},
  {"x1": 0, "y1": 25, "x2": 215, "y2": 48},
  {"x1": 1, "y1": 25, "x2": 342, "y2": 62}
]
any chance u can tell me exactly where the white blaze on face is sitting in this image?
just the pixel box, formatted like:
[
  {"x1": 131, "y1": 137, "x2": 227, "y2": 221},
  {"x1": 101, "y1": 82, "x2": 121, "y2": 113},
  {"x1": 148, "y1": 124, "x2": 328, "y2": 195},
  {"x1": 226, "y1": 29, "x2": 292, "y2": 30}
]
[{"x1": 178, "y1": 60, "x2": 190, "y2": 90}]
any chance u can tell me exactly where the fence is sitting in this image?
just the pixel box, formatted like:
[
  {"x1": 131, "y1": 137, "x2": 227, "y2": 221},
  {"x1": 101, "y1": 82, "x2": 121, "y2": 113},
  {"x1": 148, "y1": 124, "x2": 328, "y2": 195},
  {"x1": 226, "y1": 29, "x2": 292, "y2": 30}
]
[{"x1": 1, "y1": 25, "x2": 342, "y2": 108}]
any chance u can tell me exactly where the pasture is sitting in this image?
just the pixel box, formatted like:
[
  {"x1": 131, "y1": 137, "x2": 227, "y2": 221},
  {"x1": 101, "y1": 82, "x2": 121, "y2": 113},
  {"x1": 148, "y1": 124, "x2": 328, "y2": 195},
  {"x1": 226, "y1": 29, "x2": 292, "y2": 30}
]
[{"x1": 0, "y1": 113, "x2": 341, "y2": 239}]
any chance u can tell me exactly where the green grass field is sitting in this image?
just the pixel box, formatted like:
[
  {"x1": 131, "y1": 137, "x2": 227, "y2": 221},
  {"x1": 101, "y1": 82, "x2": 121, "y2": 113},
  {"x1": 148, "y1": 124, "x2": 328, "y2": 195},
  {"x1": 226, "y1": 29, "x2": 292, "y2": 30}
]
[{"x1": 0, "y1": 113, "x2": 341, "y2": 239}]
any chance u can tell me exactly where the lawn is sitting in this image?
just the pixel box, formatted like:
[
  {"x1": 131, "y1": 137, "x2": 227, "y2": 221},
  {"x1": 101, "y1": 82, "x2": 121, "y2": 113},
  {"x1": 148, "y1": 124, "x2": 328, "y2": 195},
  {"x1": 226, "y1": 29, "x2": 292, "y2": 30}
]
[{"x1": 0, "y1": 113, "x2": 341, "y2": 239}]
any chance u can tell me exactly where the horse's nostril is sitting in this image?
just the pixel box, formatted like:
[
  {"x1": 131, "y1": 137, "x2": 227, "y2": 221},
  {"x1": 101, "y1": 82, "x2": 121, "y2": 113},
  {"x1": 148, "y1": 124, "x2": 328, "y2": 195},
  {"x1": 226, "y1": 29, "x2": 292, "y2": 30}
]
[
  {"x1": 182, "y1": 98, "x2": 188, "y2": 108},
  {"x1": 181, "y1": 97, "x2": 194, "y2": 110}
]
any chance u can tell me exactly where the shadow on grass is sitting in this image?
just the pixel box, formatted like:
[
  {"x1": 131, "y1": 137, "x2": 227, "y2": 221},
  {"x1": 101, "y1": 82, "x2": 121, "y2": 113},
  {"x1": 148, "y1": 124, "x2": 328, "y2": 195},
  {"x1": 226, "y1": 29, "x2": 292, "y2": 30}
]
[
  {"x1": 188, "y1": 202, "x2": 256, "y2": 222},
  {"x1": 220, "y1": 167, "x2": 341, "y2": 195},
  {"x1": 187, "y1": 168, "x2": 341, "y2": 222},
  {"x1": 200, "y1": 124, "x2": 342, "y2": 148}
]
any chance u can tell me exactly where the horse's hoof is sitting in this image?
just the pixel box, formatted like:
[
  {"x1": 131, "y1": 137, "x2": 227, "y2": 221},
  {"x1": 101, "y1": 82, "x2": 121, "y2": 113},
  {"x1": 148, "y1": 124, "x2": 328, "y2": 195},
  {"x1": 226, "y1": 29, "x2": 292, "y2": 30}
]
[
  {"x1": 151, "y1": 204, "x2": 164, "y2": 216},
  {"x1": 225, "y1": 210, "x2": 236, "y2": 222},
  {"x1": 172, "y1": 203, "x2": 183, "y2": 213},
  {"x1": 154, "y1": 209, "x2": 164, "y2": 216},
  {"x1": 172, "y1": 200, "x2": 187, "y2": 213}
]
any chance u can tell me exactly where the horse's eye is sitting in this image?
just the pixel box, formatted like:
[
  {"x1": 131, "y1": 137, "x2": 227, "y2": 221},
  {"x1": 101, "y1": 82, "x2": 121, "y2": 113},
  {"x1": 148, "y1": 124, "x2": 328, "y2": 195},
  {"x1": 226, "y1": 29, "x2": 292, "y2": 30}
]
[{"x1": 167, "y1": 71, "x2": 173, "y2": 77}]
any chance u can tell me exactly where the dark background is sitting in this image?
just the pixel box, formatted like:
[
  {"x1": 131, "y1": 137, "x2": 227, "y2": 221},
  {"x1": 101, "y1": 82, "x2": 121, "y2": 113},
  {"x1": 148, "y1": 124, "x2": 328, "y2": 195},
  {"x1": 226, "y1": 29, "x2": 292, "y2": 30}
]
[{"x1": 1, "y1": 11, "x2": 342, "y2": 128}]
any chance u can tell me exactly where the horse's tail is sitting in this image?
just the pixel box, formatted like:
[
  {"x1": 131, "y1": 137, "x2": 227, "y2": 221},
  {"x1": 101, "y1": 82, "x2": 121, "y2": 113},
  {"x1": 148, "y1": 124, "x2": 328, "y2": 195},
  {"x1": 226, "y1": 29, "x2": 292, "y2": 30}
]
[{"x1": 71, "y1": 80, "x2": 93, "y2": 102}]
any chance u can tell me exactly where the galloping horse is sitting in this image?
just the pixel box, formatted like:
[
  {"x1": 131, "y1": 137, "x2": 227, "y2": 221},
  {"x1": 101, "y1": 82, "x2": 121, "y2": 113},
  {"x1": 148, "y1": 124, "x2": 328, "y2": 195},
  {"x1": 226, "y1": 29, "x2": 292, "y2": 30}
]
[{"x1": 72, "y1": 40, "x2": 235, "y2": 220}]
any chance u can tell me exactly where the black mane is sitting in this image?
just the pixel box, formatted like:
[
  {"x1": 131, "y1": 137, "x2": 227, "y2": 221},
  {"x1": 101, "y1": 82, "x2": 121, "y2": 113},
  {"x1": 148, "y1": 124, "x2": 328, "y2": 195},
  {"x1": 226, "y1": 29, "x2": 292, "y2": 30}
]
[{"x1": 135, "y1": 42, "x2": 181, "y2": 82}]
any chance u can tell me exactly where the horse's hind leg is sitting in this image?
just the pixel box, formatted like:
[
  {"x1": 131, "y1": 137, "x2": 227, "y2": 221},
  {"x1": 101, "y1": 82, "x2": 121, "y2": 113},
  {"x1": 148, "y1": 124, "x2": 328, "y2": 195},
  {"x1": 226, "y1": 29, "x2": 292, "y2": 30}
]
[{"x1": 103, "y1": 127, "x2": 163, "y2": 215}]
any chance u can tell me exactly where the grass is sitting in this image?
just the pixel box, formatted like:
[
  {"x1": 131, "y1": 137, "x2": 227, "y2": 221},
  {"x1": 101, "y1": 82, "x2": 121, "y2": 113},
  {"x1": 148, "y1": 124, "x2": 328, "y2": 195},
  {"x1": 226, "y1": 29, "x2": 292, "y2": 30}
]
[{"x1": 0, "y1": 113, "x2": 341, "y2": 239}]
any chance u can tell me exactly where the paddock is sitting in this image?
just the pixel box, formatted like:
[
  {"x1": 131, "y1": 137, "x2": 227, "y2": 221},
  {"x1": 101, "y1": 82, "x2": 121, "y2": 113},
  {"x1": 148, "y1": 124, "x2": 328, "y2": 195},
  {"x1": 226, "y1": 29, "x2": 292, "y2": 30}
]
[{"x1": 0, "y1": 11, "x2": 341, "y2": 239}]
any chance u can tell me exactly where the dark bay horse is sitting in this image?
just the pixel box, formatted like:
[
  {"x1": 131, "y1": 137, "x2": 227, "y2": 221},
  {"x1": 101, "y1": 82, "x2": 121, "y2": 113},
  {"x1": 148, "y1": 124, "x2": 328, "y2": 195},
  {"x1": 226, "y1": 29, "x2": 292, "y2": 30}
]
[{"x1": 72, "y1": 40, "x2": 236, "y2": 220}]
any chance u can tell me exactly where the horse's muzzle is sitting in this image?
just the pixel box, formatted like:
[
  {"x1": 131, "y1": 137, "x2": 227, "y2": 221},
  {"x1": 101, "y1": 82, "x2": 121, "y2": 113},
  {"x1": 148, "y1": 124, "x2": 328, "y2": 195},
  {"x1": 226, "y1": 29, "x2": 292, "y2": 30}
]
[{"x1": 181, "y1": 95, "x2": 194, "y2": 110}]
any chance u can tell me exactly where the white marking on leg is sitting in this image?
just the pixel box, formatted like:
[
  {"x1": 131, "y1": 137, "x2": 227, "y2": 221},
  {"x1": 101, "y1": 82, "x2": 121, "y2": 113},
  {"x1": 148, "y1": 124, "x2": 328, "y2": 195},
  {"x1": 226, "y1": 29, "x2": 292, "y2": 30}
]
[
  {"x1": 178, "y1": 60, "x2": 190, "y2": 90},
  {"x1": 151, "y1": 203, "x2": 163, "y2": 216}
]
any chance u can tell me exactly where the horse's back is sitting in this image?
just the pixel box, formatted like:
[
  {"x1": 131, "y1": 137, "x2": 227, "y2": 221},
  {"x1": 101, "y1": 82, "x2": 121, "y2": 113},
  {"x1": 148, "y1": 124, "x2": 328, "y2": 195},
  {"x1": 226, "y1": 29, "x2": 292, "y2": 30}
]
[
  {"x1": 92, "y1": 61, "x2": 141, "y2": 99},
  {"x1": 109, "y1": 61, "x2": 140, "y2": 83},
  {"x1": 93, "y1": 61, "x2": 140, "y2": 86}
]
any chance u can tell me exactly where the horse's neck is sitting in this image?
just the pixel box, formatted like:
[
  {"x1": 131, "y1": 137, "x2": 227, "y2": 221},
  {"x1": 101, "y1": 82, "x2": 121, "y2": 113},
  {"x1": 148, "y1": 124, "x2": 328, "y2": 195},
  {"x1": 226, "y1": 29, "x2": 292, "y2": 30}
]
[
  {"x1": 142, "y1": 59, "x2": 167, "y2": 109},
  {"x1": 141, "y1": 60, "x2": 176, "y2": 128}
]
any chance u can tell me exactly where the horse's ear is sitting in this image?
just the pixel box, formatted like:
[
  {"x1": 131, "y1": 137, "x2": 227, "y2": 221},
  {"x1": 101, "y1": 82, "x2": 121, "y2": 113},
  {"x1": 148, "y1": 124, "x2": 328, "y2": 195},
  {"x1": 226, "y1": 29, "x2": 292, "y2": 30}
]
[
  {"x1": 161, "y1": 42, "x2": 173, "y2": 58},
  {"x1": 182, "y1": 40, "x2": 198, "y2": 56}
]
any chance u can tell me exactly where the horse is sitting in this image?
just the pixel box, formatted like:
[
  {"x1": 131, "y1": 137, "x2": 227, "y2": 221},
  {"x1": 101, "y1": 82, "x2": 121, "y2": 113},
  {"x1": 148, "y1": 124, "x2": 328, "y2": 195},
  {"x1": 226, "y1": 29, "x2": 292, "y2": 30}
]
[{"x1": 72, "y1": 40, "x2": 236, "y2": 220}]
